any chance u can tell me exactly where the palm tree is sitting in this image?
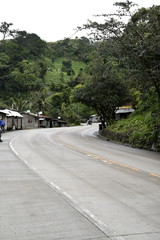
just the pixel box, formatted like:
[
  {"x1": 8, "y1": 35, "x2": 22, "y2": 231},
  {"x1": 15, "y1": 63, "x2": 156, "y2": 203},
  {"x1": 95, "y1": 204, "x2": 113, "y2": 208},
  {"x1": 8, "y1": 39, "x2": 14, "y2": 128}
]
[
  {"x1": 30, "y1": 91, "x2": 52, "y2": 114},
  {"x1": 10, "y1": 94, "x2": 30, "y2": 112}
]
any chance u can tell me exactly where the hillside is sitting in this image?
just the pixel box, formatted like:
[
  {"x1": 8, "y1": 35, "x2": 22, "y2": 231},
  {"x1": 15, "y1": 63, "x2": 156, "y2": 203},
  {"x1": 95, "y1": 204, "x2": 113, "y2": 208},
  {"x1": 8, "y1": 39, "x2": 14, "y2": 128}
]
[
  {"x1": 100, "y1": 107, "x2": 160, "y2": 152},
  {"x1": 45, "y1": 58, "x2": 86, "y2": 85}
]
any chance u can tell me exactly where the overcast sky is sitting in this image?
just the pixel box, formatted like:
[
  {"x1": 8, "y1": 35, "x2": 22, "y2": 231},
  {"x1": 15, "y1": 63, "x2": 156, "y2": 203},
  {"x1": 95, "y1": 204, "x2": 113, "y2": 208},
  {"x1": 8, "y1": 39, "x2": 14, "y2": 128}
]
[{"x1": 1, "y1": 0, "x2": 159, "y2": 42}]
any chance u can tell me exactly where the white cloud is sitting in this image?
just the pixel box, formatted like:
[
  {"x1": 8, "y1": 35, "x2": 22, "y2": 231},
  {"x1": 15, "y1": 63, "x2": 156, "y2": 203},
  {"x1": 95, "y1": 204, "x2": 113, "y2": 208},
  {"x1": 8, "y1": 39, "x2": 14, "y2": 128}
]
[{"x1": 0, "y1": 0, "x2": 159, "y2": 42}]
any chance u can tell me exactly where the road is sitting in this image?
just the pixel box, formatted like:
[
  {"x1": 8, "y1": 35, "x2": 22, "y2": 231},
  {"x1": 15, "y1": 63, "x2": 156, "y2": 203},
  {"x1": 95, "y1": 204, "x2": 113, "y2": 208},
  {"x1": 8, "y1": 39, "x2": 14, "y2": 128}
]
[{"x1": 3, "y1": 124, "x2": 160, "y2": 239}]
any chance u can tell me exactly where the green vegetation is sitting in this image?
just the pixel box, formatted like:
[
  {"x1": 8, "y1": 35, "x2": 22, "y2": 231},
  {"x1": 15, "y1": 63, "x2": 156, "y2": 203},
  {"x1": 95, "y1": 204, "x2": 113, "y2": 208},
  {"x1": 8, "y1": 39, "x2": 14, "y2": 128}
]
[
  {"x1": 45, "y1": 58, "x2": 86, "y2": 85},
  {"x1": 100, "y1": 87, "x2": 160, "y2": 151},
  {"x1": 0, "y1": 1, "x2": 160, "y2": 151},
  {"x1": 101, "y1": 111, "x2": 160, "y2": 151}
]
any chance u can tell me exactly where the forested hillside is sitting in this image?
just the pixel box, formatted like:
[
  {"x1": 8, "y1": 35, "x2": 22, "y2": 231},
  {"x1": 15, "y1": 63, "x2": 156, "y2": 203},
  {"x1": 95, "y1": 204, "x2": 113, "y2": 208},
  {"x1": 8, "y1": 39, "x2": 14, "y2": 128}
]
[
  {"x1": 0, "y1": 1, "x2": 160, "y2": 151},
  {"x1": 0, "y1": 28, "x2": 95, "y2": 124}
]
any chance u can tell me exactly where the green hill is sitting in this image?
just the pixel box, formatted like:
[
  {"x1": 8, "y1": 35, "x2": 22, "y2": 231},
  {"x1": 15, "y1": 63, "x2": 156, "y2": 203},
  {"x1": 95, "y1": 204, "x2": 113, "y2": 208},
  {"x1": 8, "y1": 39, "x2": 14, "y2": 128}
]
[{"x1": 45, "y1": 58, "x2": 86, "y2": 85}]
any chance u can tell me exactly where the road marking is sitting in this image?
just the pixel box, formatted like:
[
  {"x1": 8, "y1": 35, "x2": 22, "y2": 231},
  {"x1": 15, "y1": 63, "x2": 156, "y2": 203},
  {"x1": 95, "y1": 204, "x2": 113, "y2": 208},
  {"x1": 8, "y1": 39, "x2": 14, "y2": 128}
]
[
  {"x1": 56, "y1": 138, "x2": 160, "y2": 181},
  {"x1": 10, "y1": 138, "x2": 19, "y2": 157},
  {"x1": 9, "y1": 133, "x2": 160, "y2": 239},
  {"x1": 102, "y1": 160, "x2": 108, "y2": 163},
  {"x1": 9, "y1": 139, "x2": 112, "y2": 238},
  {"x1": 150, "y1": 173, "x2": 160, "y2": 178}
]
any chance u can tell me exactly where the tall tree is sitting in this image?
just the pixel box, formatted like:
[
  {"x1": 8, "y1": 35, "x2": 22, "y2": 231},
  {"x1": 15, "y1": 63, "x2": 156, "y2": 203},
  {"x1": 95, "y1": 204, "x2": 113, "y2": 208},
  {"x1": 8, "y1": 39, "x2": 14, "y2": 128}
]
[
  {"x1": 121, "y1": 5, "x2": 160, "y2": 100},
  {"x1": 10, "y1": 59, "x2": 46, "y2": 94},
  {"x1": 4, "y1": 31, "x2": 48, "y2": 65},
  {"x1": 79, "y1": 1, "x2": 160, "y2": 100},
  {"x1": 74, "y1": 49, "x2": 129, "y2": 127},
  {"x1": 0, "y1": 22, "x2": 15, "y2": 41}
]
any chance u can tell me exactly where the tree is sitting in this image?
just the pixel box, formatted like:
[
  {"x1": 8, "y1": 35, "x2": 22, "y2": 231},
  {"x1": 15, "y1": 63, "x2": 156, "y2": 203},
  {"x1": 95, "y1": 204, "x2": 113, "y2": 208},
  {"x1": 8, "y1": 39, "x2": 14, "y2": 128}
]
[
  {"x1": 10, "y1": 94, "x2": 30, "y2": 112},
  {"x1": 74, "y1": 49, "x2": 129, "y2": 127},
  {"x1": 79, "y1": 1, "x2": 160, "y2": 99},
  {"x1": 10, "y1": 60, "x2": 46, "y2": 94},
  {"x1": 61, "y1": 60, "x2": 74, "y2": 76},
  {"x1": 76, "y1": 1, "x2": 160, "y2": 124},
  {"x1": 0, "y1": 27, "x2": 49, "y2": 106},
  {"x1": 50, "y1": 92, "x2": 64, "y2": 118},
  {"x1": 0, "y1": 52, "x2": 12, "y2": 99},
  {"x1": 120, "y1": 5, "x2": 160, "y2": 100},
  {"x1": 0, "y1": 22, "x2": 15, "y2": 41},
  {"x1": 5, "y1": 31, "x2": 47, "y2": 65},
  {"x1": 30, "y1": 91, "x2": 51, "y2": 113}
]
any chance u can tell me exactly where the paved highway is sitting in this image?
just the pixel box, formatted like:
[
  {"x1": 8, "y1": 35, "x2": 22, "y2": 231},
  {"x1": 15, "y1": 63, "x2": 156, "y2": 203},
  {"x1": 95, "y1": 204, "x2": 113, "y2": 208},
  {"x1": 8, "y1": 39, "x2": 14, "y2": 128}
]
[{"x1": 3, "y1": 124, "x2": 160, "y2": 239}]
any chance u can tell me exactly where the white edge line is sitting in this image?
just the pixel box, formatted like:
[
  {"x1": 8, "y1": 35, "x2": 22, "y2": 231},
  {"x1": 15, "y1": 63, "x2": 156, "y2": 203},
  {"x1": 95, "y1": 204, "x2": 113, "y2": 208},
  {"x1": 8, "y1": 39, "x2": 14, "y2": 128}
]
[
  {"x1": 9, "y1": 137, "x2": 112, "y2": 239},
  {"x1": 10, "y1": 137, "x2": 19, "y2": 157}
]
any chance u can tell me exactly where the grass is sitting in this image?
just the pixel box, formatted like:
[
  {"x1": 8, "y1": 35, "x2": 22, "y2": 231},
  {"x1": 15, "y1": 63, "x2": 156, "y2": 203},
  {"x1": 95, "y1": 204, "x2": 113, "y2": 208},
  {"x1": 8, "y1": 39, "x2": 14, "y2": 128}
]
[
  {"x1": 45, "y1": 58, "x2": 86, "y2": 85},
  {"x1": 101, "y1": 110, "x2": 160, "y2": 151}
]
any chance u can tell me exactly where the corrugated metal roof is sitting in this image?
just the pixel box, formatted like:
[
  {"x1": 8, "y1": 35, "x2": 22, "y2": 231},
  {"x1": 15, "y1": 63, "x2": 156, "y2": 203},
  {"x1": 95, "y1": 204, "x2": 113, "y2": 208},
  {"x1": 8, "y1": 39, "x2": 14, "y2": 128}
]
[
  {"x1": 0, "y1": 109, "x2": 23, "y2": 117},
  {"x1": 22, "y1": 111, "x2": 38, "y2": 117},
  {"x1": 115, "y1": 108, "x2": 135, "y2": 114}
]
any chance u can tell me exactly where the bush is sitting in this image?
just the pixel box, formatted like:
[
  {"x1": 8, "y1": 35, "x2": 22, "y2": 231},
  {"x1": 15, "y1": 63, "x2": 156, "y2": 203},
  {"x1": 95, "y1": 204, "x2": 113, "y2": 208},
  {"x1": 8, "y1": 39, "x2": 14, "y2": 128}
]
[{"x1": 99, "y1": 109, "x2": 160, "y2": 152}]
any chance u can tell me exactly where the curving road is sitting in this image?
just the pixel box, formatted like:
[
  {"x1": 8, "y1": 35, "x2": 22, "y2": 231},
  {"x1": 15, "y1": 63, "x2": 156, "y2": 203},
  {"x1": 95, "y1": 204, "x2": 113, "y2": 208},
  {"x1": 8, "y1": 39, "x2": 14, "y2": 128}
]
[{"x1": 10, "y1": 124, "x2": 160, "y2": 240}]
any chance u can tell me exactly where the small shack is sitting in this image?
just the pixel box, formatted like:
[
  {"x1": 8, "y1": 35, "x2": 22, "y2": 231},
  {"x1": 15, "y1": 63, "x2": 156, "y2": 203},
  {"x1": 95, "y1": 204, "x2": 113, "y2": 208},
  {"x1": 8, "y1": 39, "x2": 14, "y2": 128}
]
[
  {"x1": 39, "y1": 116, "x2": 68, "y2": 128},
  {"x1": 22, "y1": 111, "x2": 39, "y2": 129},
  {"x1": 38, "y1": 115, "x2": 52, "y2": 128},
  {"x1": 0, "y1": 109, "x2": 23, "y2": 130},
  {"x1": 115, "y1": 107, "x2": 135, "y2": 120},
  {"x1": 55, "y1": 119, "x2": 67, "y2": 127}
]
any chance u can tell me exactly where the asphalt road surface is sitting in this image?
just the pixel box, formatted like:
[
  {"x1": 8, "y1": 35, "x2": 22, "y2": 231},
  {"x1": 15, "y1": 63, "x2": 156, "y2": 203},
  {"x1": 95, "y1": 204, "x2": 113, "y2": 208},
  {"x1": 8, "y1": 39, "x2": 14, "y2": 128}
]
[{"x1": 1, "y1": 124, "x2": 160, "y2": 239}]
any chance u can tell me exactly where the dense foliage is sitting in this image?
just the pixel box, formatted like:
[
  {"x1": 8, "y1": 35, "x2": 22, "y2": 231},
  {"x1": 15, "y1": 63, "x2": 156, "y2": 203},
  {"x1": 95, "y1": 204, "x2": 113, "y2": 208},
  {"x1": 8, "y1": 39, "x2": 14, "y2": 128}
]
[
  {"x1": 0, "y1": 1, "x2": 160, "y2": 150},
  {"x1": 74, "y1": 1, "x2": 160, "y2": 150},
  {"x1": 0, "y1": 27, "x2": 95, "y2": 121}
]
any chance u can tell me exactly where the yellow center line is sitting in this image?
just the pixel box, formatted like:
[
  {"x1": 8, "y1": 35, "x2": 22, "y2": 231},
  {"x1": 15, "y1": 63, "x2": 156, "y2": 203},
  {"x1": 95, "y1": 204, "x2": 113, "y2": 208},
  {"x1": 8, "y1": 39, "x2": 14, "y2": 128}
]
[
  {"x1": 150, "y1": 173, "x2": 160, "y2": 178},
  {"x1": 56, "y1": 138, "x2": 160, "y2": 180},
  {"x1": 63, "y1": 142, "x2": 142, "y2": 172}
]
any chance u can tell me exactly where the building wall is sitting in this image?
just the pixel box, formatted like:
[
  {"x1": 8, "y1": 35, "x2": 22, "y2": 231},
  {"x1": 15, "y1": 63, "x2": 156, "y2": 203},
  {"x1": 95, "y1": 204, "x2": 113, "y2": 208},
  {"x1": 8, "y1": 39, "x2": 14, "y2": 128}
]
[
  {"x1": 22, "y1": 113, "x2": 38, "y2": 129},
  {"x1": 0, "y1": 113, "x2": 7, "y2": 130},
  {"x1": 14, "y1": 118, "x2": 22, "y2": 130},
  {"x1": 7, "y1": 117, "x2": 22, "y2": 130}
]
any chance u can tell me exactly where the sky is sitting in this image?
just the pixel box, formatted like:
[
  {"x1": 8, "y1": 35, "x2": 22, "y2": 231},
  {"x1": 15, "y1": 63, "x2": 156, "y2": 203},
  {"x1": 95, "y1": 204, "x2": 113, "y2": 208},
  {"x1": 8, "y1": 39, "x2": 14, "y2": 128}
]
[{"x1": 1, "y1": 0, "x2": 160, "y2": 42}]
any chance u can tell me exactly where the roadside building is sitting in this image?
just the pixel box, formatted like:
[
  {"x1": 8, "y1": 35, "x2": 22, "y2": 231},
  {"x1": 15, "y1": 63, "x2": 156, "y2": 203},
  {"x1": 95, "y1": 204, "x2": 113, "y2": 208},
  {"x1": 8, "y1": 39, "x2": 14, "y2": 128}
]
[
  {"x1": 115, "y1": 107, "x2": 135, "y2": 120},
  {"x1": 0, "y1": 109, "x2": 68, "y2": 130},
  {"x1": 39, "y1": 115, "x2": 67, "y2": 128},
  {"x1": 38, "y1": 115, "x2": 52, "y2": 128},
  {"x1": 56, "y1": 119, "x2": 68, "y2": 127},
  {"x1": 21, "y1": 111, "x2": 39, "y2": 129},
  {"x1": 0, "y1": 109, "x2": 23, "y2": 130},
  {"x1": 0, "y1": 110, "x2": 8, "y2": 131}
]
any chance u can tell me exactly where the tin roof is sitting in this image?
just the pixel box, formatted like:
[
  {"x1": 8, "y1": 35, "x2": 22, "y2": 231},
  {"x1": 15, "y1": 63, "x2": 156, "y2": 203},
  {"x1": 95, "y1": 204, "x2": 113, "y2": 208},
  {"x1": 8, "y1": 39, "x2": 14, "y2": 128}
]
[
  {"x1": 0, "y1": 109, "x2": 23, "y2": 117},
  {"x1": 115, "y1": 108, "x2": 135, "y2": 114}
]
